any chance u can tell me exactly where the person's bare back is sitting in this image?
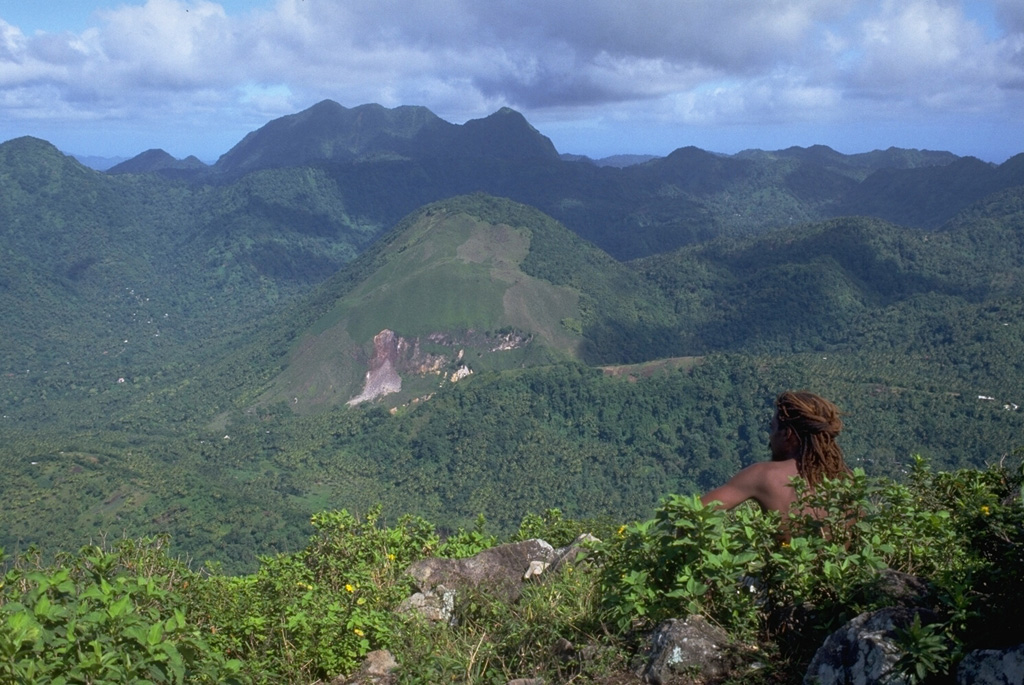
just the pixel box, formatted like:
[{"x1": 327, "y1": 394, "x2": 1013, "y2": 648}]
[{"x1": 700, "y1": 459, "x2": 801, "y2": 515}]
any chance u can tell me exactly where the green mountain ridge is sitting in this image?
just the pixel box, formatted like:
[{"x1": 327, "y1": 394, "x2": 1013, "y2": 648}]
[
  {"x1": 255, "y1": 194, "x2": 679, "y2": 412},
  {"x1": 734, "y1": 143, "x2": 962, "y2": 179}
]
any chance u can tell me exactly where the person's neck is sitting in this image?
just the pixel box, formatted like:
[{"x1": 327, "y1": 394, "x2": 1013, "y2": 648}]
[{"x1": 771, "y1": 449, "x2": 800, "y2": 463}]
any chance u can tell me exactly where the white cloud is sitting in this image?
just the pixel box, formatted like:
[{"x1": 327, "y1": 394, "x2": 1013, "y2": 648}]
[
  {"x1": 842, "y1": 0, "x2": 1023, "y2": 116},
  {"x1": 0, "y1": 0, "x2": 1020, "y2": 160},
  {"x1": 95, "y1": 0, "x2": 236, "y2": 88},
  {"x1": 858, "y1": 1, "x2": 984, "y2": 83}
]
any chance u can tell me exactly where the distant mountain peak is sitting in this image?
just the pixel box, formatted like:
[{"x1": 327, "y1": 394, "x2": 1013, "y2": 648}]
[
  {"x1": 107, "y1": 149, "x2": 208, "y2": 176},
  {"x1": 458, "y1": 108, "x2": 559, "y2": 160},
  {"x1": 0, "y1": 136, "x2": 69, "y2": 161},
  {"x1": 212, "y1": 101, "x2": 558, "y2": 176}
]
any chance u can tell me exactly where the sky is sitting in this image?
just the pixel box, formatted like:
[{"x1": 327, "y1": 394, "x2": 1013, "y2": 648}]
[{"x1": 1, "y1": 0, "x2": 1022, "y2": 164}]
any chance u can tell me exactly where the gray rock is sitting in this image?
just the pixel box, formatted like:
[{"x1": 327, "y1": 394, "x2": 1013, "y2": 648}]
[
  {"x1": 957, "y1": 643, "x2": 1024, "y2": 684},
  {"x1": 866, "y1": 569, "x2": 935, "y2": 609},
  {"x1": 394, "y1": 584, "x2": 456, "y2": 624},
  {"x1": 637, "y1": 615, "x2": 737, "y2": 684},
  {"x1": 803, "y1": 607, "x2": 936, "y2": 685},
  {"x1": 550, "y1": 533, "x2": 600, "y2": 573},
  {"x1": 405, "y1": 538, "x2": 556, "y2": 602},
  {"x1": 330, "y1": 649, "x2": 398, "y2": 684}
]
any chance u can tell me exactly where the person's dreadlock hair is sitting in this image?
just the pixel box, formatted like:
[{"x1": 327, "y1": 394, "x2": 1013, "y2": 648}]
[{"x1": 775, "y1": 391, "x2": 851, "y2": 487}]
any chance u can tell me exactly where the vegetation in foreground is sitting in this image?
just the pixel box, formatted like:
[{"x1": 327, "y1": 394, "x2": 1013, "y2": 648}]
[{"x1": 3, "y1": 456, "x2": 1021, "y2": 684}]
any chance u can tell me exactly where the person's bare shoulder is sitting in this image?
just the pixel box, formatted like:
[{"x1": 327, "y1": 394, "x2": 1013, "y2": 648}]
[{"x1": 703, "y1": 461, "x2": 777, "y2": 509}]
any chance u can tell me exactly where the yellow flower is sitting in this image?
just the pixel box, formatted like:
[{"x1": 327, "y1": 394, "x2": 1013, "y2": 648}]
[
  {"x1": 981, "y1": 505, "x2": 991, "y2": 516},
  {"x1": 387, "y1": 553, "x2": 396, "y2": 561},
  {"x1": 781, "y1": 541, "x2": 791, "y2": 548},
  {"x1": 617, "y1": 525, "x2": 626, "y2": 536},
  {"x1": 353, "y1": 628, "x2": 364, "y2": 637},
  {"x1": 345, "y1": 584, "x2": 355, "y2": 593}
]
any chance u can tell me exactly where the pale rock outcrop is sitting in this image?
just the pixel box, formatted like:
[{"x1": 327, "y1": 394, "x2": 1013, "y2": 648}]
[{"x1": 347, "y1": 330, "x2": 403, "y2": 405}]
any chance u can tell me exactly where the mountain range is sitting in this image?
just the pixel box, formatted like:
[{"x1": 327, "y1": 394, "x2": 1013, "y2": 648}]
[
  {"x1": 1, "y1": 100, "x2": 1023, "y2": 568},
  {"x1": 99, "y1": 100, "x2": 1024, "y2": 259}
]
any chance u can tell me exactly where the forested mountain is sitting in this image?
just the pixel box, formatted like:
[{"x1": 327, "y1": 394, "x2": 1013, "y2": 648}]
[
  {"x1": 107, "y1": 148, "x2": 207, "y2": 176},
  {"x1": 832, "y1": 153, "x2": 1024, "y2": 228},
  {"x1": 101, "y1": 100, "x2": 1024, "y2": 260},
  {"x1": 212, "y1": 102, "x2": 560, "y2": 178},
  {"x1": 1, "y1": 101, "x2": 1023, "y2": 570},
  {"x1": 734, "y1": 144, "x2": 960, "y2": 179},
  {"x1": 256, "y1": 194, "x2": 680, "y2": 412}
]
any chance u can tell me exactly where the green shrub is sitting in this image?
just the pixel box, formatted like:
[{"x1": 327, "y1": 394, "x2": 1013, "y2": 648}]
[
  {"x1": 190, "y1": 506, "x2": 440, "y2": 683},
  {"x1": 0, "y1": 539, "x2": 241, "y2": 684},
  {"x1": 596, "y1": 494, "x2": 773, "y2": 638}
]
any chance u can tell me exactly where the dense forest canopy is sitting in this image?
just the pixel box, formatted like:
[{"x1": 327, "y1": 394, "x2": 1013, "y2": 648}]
[{"x1": 1, "y1": 104, "x2": 1022, "y2": 571}]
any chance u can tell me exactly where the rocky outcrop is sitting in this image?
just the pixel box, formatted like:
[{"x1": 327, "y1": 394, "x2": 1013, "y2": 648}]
[
  {"x1": 803, "y1": 607, "x2": 938, "y2": 685},
  {"x1": 404, "y1": 538, "x2": 557, "y2": 604},
  {"x1": 957, "y1": 643, "x2": 1024, "y2": 684},
  {"x1": 397, "y1": 535, "x2": 597, "y2": 624},
  {"x1": 347, "y1": 329, "x2": 404, "y2": 405},
  {"x1": 347, "y1": 328, "x2": 531, "y2": 404},
  {"x1": 636, "y1": 616, "x2": 747, "y2": 685}
]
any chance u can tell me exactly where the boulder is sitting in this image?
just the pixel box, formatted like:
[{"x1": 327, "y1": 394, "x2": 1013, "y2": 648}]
[
  {"x1": 859, "y1": 569, "x2": 935, "y2": 610},
  {"x1": 395, "y1": 585, "x2": 457, "y2": 624},
  {"x1": 329, "y1": 649, "x2": 398, "y2": 685},
  {"x1": 397, "y1": 536, "x2": 600, "y2": 624},
  {"x1": 803, "y1": 607, "x2": 937, "y2": 685},
  {"x1": 956, "y1": 643, "x2": 1024, "y2": 684},
  {"x1": 404, "y1": 538, "x2": 556, "y2": 602},
  {"x1": 636, "y1": 615, "x2": 740, "y2": 684}
]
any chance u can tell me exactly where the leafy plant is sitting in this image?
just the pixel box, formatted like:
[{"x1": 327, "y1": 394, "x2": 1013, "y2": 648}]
[
  {"x1": 0, "y1": 540, "x2": 241, "y2": 684},
  {"x1": 891, "y1": 614, "x2": 951, "y2": 684},
  {"x1": 596, "y1": 494, "x2": 773, "y2": 638},
  {"x1": 189, "y1": 506, "x2": 441, "y2": 683}
]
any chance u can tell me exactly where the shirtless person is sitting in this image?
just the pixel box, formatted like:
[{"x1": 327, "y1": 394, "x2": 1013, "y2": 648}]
[{"x1": 700, "y1": 391, "x2": 851, "y2": 517}]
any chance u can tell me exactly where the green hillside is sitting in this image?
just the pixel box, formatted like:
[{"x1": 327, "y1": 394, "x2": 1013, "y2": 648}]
[{"x1": 254, "y1": 194, "x2": 682, "y2": 411}]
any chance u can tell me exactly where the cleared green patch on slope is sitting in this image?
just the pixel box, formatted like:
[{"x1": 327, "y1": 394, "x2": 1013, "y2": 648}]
[{"x1": 264, "y1": 198, "x2": 585, "y2": 409}]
